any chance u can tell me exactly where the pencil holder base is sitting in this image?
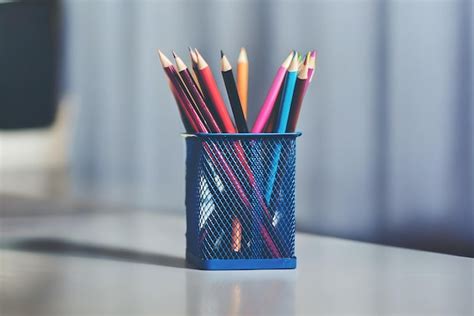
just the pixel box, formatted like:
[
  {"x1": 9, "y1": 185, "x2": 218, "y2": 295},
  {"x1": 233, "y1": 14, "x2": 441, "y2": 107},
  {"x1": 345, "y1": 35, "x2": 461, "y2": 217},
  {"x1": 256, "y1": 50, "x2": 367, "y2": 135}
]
[{"x1": 186, "y1": 251, "x2": 297, "y2": 270}]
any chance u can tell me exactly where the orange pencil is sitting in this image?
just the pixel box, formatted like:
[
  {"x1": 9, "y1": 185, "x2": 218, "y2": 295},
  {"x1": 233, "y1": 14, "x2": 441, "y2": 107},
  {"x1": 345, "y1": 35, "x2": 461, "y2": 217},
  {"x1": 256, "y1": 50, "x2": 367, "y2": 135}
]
[{"x1": 237, "y1": 47, "x2": 249, "y2": 119}]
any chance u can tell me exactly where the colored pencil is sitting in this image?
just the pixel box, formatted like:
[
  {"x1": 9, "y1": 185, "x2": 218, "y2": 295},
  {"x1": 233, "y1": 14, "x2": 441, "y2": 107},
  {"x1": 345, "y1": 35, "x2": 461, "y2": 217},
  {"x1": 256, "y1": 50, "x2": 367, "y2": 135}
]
[
  {"x1": 251, "y1": 51, "x2": 293, "y2": 133},
  {"x1": 196, "y1": 50, "x2": 236, "y2": 133},
  {"x1": 158, "y1": 50, "x2": 206, "y2": 132},
  {"x1": 265, "y1": 54, "x2": 299, "y2": 203},
  {"x1": 187, "y1": 47, "x2": 203, "y2": 95},
  {"x1": 276, "y1": 54, "x2": 299, "y2": 133},
  {"x1": 287, "y1": 62, "x2": 309, "y2": 132},
  {"x1": 221, "y1": 51, "x2": 248, "y2": 133},
  {"x1": 168, "y1": 81, "x2": 193, "y2": 133},
  {"x1": 174, "y1": 52, "x2": 221, "y2": 133},
  {"x1": 264, "y1": 72, "x2": 287, "y2": 132},
  {"x1": 237, "y1": 47, "x2": 249, "y2": 119},
  {"x1": 157, "y1": 47, "x2": 319, "y2": 259},
  {"x1": 190, "y1": 48, "x2": 222, "y2": 129}
]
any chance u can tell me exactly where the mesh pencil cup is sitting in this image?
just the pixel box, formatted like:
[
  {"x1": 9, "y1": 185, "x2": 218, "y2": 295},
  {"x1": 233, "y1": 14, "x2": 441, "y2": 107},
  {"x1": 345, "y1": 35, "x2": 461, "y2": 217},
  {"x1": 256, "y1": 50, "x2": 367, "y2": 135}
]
[{"x1": 184, "y1": 133, "x2": 301, "y2": 270}]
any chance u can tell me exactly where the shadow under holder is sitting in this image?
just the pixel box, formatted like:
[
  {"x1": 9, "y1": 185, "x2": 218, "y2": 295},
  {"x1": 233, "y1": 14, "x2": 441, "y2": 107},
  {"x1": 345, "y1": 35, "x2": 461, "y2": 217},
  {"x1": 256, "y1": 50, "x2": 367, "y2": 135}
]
[{"x1": 183, "y1": 132, "x2": 302, "y2": 270}]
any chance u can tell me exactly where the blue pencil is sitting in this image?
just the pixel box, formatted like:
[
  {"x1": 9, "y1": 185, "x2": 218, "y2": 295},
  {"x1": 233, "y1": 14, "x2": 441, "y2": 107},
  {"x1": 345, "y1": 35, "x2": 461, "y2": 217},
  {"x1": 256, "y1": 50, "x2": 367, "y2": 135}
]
[{"x1": 266, "y1": 54, "x2": 299, "y2": 203}]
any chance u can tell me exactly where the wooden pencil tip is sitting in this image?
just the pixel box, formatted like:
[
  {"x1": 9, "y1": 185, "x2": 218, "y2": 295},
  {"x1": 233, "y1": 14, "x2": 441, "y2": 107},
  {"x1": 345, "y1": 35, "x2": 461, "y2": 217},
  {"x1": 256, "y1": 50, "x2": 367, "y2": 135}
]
[
  {"x1": 238, "y1": 47, "x2": 248, "y2": 63},
  {"x1": 195, "y1": 49, "x2": 208, "y2": 69},
  {"x1": 281, "y1": 51, "x2": 294, "y2": 69},
  {"x1": 157, "y1": 49, "x2": 172, "y2": 67},
  {"x1": 174, "y1": 53, "x2": 187, "y2": 71},
  {"x1": 189, "y1": 47, "x2": 198, "y2": 64},
  {"x1": 309, "y1": 50, "x2": 317, "y2": 69},
  {"x1": 304, "y1": 51, "x2": 311, "y2": 65},
  {"x1": 172, "y1": 51, "x2": 177, "y2": 59},
  {"x1": 221, "y1": 54, "x2": 231, "y2": 71},
  {"x1": 289, "y1": 54, "x2": 300, "y2": 72},
  {"x1": 298, "y1": 62, "x2": 309, "y2": 79},
  {"x1": 220, "y1": 50, "x2": 224, "y2": 58}
]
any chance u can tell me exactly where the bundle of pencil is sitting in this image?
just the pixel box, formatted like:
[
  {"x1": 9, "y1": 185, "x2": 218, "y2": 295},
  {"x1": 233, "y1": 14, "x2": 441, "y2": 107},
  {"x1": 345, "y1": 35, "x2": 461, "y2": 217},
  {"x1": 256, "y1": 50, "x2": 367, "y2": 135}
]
[
  {"x1": 158, "y1": 48, "x2": 316, "y2": 135},
  {"x1": 157, "y1": 48, "x2": 317, "y2": 257}
]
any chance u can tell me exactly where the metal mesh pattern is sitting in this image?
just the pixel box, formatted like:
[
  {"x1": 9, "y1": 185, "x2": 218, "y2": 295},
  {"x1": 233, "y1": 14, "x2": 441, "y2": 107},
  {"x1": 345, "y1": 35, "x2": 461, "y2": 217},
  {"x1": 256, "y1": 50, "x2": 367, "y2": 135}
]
[{"x1": 185, "y1": 133, "x2": 300, "y2": 261}]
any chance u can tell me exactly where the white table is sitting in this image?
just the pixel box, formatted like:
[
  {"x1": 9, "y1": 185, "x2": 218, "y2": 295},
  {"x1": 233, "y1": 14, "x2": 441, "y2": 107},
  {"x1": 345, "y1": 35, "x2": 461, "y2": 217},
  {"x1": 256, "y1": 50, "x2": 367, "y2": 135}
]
[{"x1": 1, "y1": 207, "x2": 472, "y2": 316}]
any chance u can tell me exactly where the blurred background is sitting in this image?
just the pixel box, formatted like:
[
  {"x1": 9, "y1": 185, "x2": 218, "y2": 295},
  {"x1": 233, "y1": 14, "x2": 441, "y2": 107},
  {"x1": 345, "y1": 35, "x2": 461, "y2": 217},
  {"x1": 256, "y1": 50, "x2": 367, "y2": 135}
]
[{"x1": 1, "y1": 0, "x2": 472, "y2": 257}]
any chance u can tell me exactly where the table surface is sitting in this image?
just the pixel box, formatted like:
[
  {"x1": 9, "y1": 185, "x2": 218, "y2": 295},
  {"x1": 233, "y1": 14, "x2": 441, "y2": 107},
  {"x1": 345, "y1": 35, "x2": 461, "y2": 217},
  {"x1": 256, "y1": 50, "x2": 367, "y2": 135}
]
[{"x1": 1, "y1": 202, "x2": 473, "y2": 316}]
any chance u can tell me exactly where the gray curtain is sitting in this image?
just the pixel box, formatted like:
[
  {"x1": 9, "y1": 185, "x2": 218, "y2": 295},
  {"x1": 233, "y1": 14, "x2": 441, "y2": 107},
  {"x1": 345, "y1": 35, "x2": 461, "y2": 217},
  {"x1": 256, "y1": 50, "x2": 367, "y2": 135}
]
[{"x1": 64, "y1": 0, "x2": 473, "y2": 256}]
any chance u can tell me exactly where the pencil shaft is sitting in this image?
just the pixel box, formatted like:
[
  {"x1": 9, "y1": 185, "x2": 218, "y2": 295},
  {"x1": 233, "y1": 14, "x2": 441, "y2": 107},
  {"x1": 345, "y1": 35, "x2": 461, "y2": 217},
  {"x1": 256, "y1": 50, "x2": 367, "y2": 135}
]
[
  {"x1": 237, "y1": 62, "x2": 248, "y2": 119},
  {"x1": 252, "y1": 65, "x2": 287, "y2": 132},
  {"x1": 222, "y1": 69, "x2": 249, "y2": 132},
  {"x1": 198, "y1": 66, "x2": 236, "y2": 133},
  {"x1": 287, "y1": 77, "x2": 308, "y2": 132},
  {"x1": 264, "y1": 73, "x2": 286, "y2": 132},
  {"x1": 174, "y1": 69, "x2": 210, "y2": 131},
  {"x1": 276, "y1": 70, "x2": 298, "y2": 133},
  {"x1": 190, "y1": 68, "x2": 203, "y2": 96},
  {"x1": 164, "y1": 66, "x2": 207, "y2": 132},
  {"x1": 179, "y1": 68, "x2": 221, "y2": 133},
  {"x1": 266, "y1": 68, "x2": 298, "y2": 203},
  {"x1": 168, "y1": 81, "x2": 194, "y2": 133}
]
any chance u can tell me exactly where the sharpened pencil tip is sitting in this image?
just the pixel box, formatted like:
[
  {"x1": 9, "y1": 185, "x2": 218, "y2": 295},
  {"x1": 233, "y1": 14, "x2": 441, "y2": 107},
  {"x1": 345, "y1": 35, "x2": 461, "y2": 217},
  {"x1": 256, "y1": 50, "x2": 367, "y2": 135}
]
[
  {"x1": 195, "y1": 49, "x2": 208, "y2": 69},
  {"x1": 220, "y1": 50, "x2": 224, "y2": 58},
  {"x1": 289, "y1": 54, "x2": 300, "y2": 72},
  {"x1": 221, "y1": 54, "x2": 232, "y2": 71},
  {"x1": 238, "y1": 47, "x2": 248, "y2": 63},
  {"x1": 189, "y1": 47, "x2": 198, "y2": 64},
  {"x1": 172, "y1": 51, "x2": 177, "y2": 58},
  {"x1": 157, "y1": 50, "x2": 173, "y2": 68},
  {"x1": 281, "y1": 51, "x2": 294, "y2": 69}
]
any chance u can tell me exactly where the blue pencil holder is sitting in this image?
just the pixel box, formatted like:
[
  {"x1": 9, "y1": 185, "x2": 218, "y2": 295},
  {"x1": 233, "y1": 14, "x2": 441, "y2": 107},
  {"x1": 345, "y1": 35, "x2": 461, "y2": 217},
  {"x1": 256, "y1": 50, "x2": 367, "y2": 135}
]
[{"x1": 184, "y1": 133, "x2": 301, "y2": 270}]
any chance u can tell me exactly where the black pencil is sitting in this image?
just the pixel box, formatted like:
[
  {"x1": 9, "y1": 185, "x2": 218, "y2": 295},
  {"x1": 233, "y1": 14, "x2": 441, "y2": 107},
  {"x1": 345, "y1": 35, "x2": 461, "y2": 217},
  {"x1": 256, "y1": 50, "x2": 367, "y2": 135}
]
[{"x1": 220, "y1": 51, "x2": 248, "y2": 133}]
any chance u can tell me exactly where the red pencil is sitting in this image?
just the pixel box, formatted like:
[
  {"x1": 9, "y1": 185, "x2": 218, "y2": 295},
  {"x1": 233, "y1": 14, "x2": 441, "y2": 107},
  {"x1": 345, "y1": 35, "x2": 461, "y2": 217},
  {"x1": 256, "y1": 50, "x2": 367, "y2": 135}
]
[
  {"x1": 187, "y1": 47, "x2": 204, "y2": 97},
  {"x1": 196, "y1": 50, "x2": 236, "y2": 133},
  {"x1": 287, "y1": 61, "x2": 309, "y2": 132},
  {"x1": 190, "y1": 48, "x2": 221, "y2": 129},
  {"x1": 174, "y1": 52, "x2": 221, "y2": 133}
]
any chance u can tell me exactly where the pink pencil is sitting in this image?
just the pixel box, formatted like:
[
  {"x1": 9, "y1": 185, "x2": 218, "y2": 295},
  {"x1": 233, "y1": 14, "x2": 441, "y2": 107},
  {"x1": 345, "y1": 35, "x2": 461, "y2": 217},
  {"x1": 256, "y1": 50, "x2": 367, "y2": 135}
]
[{"x1": 251, "y1": 52, "x2": 294, "y2": 133}]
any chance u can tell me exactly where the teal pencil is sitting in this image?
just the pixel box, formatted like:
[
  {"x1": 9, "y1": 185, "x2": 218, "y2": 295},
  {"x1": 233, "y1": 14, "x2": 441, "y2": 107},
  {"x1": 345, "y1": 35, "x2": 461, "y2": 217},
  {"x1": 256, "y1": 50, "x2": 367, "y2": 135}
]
[
  {"x1": 276, "y1": 54, "x2": 299, "y2": 133},
  {"x1": 265, "y1": 55, "x2": 299, "y2": 203}
]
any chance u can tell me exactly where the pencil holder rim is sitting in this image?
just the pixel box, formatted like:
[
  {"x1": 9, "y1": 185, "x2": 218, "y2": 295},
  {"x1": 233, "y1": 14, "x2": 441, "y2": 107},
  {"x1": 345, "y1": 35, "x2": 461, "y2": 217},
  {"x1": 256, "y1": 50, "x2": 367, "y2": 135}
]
[{"x1": 181, "y1": 132, "x2": 302, "y2": 139}]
